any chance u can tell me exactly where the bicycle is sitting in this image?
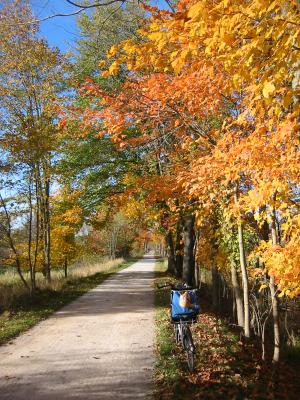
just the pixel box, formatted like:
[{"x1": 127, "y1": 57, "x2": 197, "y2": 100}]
[{"x1": 158, "y1": 283, "x2": 200, "y2": 372}]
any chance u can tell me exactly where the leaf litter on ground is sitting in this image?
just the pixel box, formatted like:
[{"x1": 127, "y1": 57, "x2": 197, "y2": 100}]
[{"x1": 155, "y1": 298, "x2": 300, "y2": 400}]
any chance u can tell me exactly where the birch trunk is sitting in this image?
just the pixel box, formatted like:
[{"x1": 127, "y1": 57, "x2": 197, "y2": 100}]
[
  {"x1": 270, "y1": 205, "x2": 280, "y2": 363},
  {"x1": 231, "y1": 264, "x2": 244, "y2": 327},
  {"x1": 237, "y1": 221, "x2": 250, "y2": 338},
  {"x1": 234, "y1": 185, "x2": 250, "y2": 338}
]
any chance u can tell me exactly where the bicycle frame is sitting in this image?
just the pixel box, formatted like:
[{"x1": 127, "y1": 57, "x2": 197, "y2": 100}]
[
  {"x1": 174, "y1": 320, "x2": 195, "y2": 352},
  {"x1": 173, "y1": 319, "x2": 196, "y2": 371}
]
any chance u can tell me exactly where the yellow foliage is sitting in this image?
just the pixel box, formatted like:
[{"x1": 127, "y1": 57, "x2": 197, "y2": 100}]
[
  {"x1": 262, "y1": 81, "x2": 276, "y2": 98},
  {"x1": 251, "y1": 214, "x2": 300, "y2": 298},
  {"x1": 108, "y1": 62, "x2": 119, "y2": 76},
  {"x1": 95, "y1": 0, "x2": 300, "y2": 298}
]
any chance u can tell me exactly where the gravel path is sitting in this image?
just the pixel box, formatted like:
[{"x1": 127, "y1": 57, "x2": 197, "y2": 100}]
[{"x1": 0, "y1": 257, "x2": 155, "y2": 399}]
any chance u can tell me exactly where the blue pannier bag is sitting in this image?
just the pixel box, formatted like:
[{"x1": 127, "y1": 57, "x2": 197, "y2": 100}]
[{"x1": 171, "y1": 290, "x2": 200, "y2": 321}]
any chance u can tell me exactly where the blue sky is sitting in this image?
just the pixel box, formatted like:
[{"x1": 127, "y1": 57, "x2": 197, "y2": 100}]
[
  {"x1": 30, "y1": 0, "x2": 80, "y2": 53},
  {"x1": 30, "y1": 0, "x2": 168, "y2": 53}
]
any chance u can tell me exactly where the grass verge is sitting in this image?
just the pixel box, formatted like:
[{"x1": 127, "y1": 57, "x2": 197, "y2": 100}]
[
  {"x1": 0, "y1": 258, "x2": 135, "y2": 346},
  {"x1": 154, "y1": 259, "x2": 181, "y2": 399}
]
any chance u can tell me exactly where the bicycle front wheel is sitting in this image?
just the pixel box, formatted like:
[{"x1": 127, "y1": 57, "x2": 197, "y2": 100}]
[
  {"x1": 183, "y1": 327, "x2": 195, "y2": 372},
  {"x1": 183, "y1": 327, "x2": 194, "y2": 351},
  {"x1": 187, "y1": 350, "x2": 194, "y2": 372},
  {"x1": 175, "y1": 324, "x2": 180, "y2": 344}
]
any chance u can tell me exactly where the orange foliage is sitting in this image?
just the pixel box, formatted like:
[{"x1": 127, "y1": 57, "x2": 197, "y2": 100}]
[{"x1": 65, "y1": 0, "x2": 300, "y2": 296}]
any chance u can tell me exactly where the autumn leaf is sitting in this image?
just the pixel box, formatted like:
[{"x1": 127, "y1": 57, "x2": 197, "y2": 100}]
[{"x1": 262, "y1": 81, "x2": 276, "y2": 98}]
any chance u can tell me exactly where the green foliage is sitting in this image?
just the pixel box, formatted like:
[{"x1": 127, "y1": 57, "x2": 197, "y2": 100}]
[
  {"x1": 75, "y1": 1, "x2": 145, "y2": 80},
  {"x1": 59, "y1": 133, "x2": 138, "y2": 212}
]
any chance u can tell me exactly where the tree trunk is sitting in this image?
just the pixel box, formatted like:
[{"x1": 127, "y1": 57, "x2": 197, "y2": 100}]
[
  {"x1": 159, "y1": 242, "x2": 162, "y2": 256},
  {"x1": 237, "y1": 221, "x2": 250, "y2": 338},
  {"x1": 28, "y1": 175, "x2": 36, "y2": 294},
  {"x1": 194, "y1": 261, "x2": 200, "y2": 288},
  {"x1": 231, "y1": 264, "x2": 244, "y2": 327},
  {"x1": 175, "y1": 220, "x2": 183, "y2": 278},
  {"x1": 37, "y1": 162, "x2": 51, "y2": 282},
  {"x1": 166, "y1": 230, "x2": 176, "y2": 275},
  {"x1": 109, "y1": 232, "x2": 112, "y2": 259},
  {"x1": 32, "y1": 169, "x2": 40, "y2": 290},
  {"x1": 234, "y1": 186, "x2": 250, "y2": 338},
  {"x1": 144, "y1": 240, "x2": 148, "y2": 254},
  {"x1": 43, "y1": 177, "x2": 51, "y2": 283},
  {"x1": 212, "y1": 266, "x2": 219, "y2": 310},
  {"x1": 194, "y1": 229, "x2": 200, "y2": 287},
  {"x1": 270, "y1": 204, "x2": 280, "y2": 363},
  {"x1": 182, "y1": 214, "x2": 195, "y2": 286},
  {"x1": 64, "y1": 257, "x2": 68, "y2": 278}
]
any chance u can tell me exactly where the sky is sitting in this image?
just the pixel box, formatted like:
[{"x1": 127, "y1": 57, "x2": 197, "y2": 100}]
[
  {"x1": 30, "y1": 0, "x2": 168, "y2": 53},
  {"x1": 30, "y1": 0, "x2": 81, "y2": 53}
]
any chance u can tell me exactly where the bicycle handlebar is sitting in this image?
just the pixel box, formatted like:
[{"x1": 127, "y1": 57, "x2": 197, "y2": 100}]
[{"x1": 157, "y1": 283, "x2": 199, "y2": 291}]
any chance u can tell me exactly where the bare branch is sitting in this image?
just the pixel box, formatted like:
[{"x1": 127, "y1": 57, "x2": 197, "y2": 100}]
[
  {"x1": 163, "y1": 0, "x2": 175, "y2": 13},
  {"x1": 65, "y1": 0, "x2": 125, "y2": 10},
  {"x1": 38, "y1": 8, "x2": 86, "y2": 22}
]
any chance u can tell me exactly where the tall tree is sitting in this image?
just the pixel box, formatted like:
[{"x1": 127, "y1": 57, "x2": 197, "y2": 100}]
[{"x1": 0, "y1": 0, "x2": 69, "y2": 286}]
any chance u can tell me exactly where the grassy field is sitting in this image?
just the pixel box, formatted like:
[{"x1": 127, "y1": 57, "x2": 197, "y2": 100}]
[{"x1": 0, "y1": 258, "x2": 135, "y2": 345}]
